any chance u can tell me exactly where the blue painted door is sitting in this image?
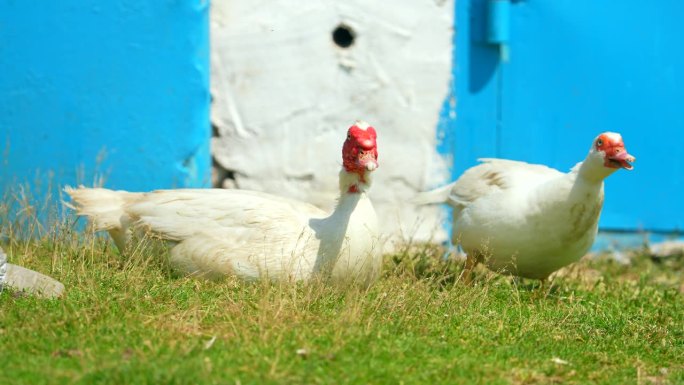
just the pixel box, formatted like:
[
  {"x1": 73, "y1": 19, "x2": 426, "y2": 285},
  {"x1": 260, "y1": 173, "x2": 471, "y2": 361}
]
[
  {"x1": 451, "y1": 0, "x2": 684, "y2": 232},
  {"x1": 0, "y1": 1, "x2": 211, "y2": 211}
]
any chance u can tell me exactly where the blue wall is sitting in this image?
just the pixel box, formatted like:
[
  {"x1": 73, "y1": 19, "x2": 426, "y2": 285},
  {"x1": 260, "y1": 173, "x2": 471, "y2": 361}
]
[
  {"x1": 2, "y1": 0, "x2": 681, "y2": 243},
  {"x1": 439, "y1": 0, "x2": 683, "y2": 237},
  {"x1": 0, "y1": 1, "x2": 211, "y2": 202}
]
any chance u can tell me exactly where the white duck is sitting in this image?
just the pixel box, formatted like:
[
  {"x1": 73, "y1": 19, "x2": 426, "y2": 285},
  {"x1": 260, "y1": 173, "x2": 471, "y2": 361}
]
[
  {"x1": 416, "y1": 132, "x2": 635, "y2": 282},
  {"x1": 66, "y1": 122, "x2": 381, "y2": 286}
]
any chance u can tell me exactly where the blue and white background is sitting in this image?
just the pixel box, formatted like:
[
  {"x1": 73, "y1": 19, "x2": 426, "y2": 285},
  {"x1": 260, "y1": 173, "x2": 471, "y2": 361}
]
[{"x1": 1, "y1": 0, "x2": 681, "y2": 246}]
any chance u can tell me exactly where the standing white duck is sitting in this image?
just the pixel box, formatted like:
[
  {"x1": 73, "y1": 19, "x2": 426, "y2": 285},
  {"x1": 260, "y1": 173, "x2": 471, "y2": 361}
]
[
  {"x1": 416, "y1": 132, "x2": 635, "y2": 282},
  {"x1": 66, "y1": 121, "x2": 381, "y2": 286}
]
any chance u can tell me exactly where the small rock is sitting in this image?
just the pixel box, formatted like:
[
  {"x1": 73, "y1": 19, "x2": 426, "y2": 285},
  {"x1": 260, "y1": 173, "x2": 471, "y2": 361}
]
[
  {"x1": 4, "y1": 263, "x2": 65, "y2": 298},
  {"x1": 649, "y1": 241, "x2": 684, "y2": 258},
  {"x1": 551, "y1": 357, "x2": 570, "y2": 365},
  {"x1": 296, "y1": 348, "x2": 308, "y2": 359},
  {"x1": 204, "y1": 336, "x2": 217, "y2": 350},
  {"x1": 0, "y1": 247, "x2": 65, "y2": 299}
]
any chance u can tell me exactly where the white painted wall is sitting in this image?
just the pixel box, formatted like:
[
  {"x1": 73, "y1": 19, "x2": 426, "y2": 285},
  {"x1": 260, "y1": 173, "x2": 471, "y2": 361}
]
[{"x1": 211, "y1": 0, "x2": 453, "y2": 247}]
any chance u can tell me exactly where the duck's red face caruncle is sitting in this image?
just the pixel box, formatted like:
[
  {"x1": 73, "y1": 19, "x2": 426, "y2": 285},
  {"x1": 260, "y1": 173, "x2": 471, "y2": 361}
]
[
  {"x1": 342, "y1": 121, "x2": 378, "y2": 175},
  {"x1": 594, "y1": 132, "x2": 635, "y2": 170}
]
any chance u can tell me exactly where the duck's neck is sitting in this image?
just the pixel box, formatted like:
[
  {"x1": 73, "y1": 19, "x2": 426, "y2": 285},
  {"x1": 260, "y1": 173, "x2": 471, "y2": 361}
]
[
  {"x1": 339, "y1": 169, "x2": 372, "y2": 196},
  {"x1": 319, "y1": 169, "x2": 374, "y2": 230},
  {"x1": 546, "y1": 157, "x2": 610, "y2": 210},
  {"x1": 572, "y1": 156, "x2": 616, "y2": 185},
  {"x1": 535, "y1": 157, "x2": 609, "y2": 206}
]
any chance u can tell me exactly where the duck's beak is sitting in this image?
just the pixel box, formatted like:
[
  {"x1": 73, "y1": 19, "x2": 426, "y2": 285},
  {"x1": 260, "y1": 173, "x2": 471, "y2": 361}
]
[
  {"x1": 359, "y1": 150, "x2": 378, "y2": 171},
  {"x1": 605, "y1": 146, "x2": 635, "y2": 170}
]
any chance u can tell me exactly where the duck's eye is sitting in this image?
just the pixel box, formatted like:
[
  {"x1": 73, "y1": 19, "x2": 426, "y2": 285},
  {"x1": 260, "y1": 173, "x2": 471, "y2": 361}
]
[
  {"x1": 347, "y1": 133, "x2": 351, "y2": 140},
  {"x1": 596, "y1": 139, "x2": 603, "y2": 147}
]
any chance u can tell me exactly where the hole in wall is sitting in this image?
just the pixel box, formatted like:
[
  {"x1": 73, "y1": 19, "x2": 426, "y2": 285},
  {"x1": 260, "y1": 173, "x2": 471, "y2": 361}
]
[{"x1": 332, "y1": 24, "x2": 355, "y2": 48}]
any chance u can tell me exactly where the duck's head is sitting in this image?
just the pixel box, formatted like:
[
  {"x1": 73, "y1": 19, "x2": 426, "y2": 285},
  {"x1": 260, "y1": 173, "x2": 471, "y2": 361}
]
[
  {"x1": 342, "y1": 121, "x2": 378, "y2": 175},
  {"x1": 589, "y1": 132, "x2": 635, "y2": 171}
]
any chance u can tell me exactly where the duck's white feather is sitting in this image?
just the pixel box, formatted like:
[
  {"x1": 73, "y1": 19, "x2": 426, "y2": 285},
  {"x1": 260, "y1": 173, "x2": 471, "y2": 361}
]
[
  {"x1": 65, "y1": 179, "x2": 380, "y2": 285},
  {"x1": 445, "y1": 159, "x2": 562, "y2": 210},
  {"x1": 418, "y1": 151, "x2": 622, "y2": 279},
  {"x1": 66, "y1": 122, "x2": 382, "y2": 285}
]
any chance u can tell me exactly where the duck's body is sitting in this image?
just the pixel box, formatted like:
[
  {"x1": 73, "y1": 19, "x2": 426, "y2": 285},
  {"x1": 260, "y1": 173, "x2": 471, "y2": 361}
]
[
  {"x1": 66, "y1": 122, "x2": 381, "y2": 285},
  {"x1": 418, "y1": 132, "x2": 635, "y2": 280},
  {"x1": 450, "y1": 159, "x2": 604, "y2": 279}
]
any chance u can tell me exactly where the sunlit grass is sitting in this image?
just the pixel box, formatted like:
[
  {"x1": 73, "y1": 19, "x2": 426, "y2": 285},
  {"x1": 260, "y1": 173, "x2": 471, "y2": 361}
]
[{"x1": 0, "y1": 194, "x2": 682, "y2": 385}]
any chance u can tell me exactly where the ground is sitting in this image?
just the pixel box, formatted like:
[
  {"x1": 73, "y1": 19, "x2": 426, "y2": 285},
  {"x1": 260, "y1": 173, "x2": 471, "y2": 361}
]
[{"x1": 0, "y1": 230, "x2": 682, "y2": 384}]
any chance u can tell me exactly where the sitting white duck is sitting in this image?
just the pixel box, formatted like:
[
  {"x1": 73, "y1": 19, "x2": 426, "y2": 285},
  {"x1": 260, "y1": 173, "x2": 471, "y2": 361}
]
[
  {"x1": 66, "y1": 121, "x2": 381, "y2": 286},
  {"x1": 416, "y1": 132, "x2": 635, "y2": 283}
]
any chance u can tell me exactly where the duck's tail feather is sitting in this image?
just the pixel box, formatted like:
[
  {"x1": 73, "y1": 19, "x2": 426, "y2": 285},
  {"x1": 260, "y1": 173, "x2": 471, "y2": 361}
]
[
  {"x1": 410, "y1": 182, "x2": 457, "y2": 206},
  {"x1": 64, "y1": 186, "x2": 139, "y2": 251}
]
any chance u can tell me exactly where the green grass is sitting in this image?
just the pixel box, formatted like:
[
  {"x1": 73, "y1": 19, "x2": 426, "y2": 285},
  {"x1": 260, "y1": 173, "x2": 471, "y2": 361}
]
[{"x1": 1, "y1": 222, "x2": 683, "y2": 384}]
